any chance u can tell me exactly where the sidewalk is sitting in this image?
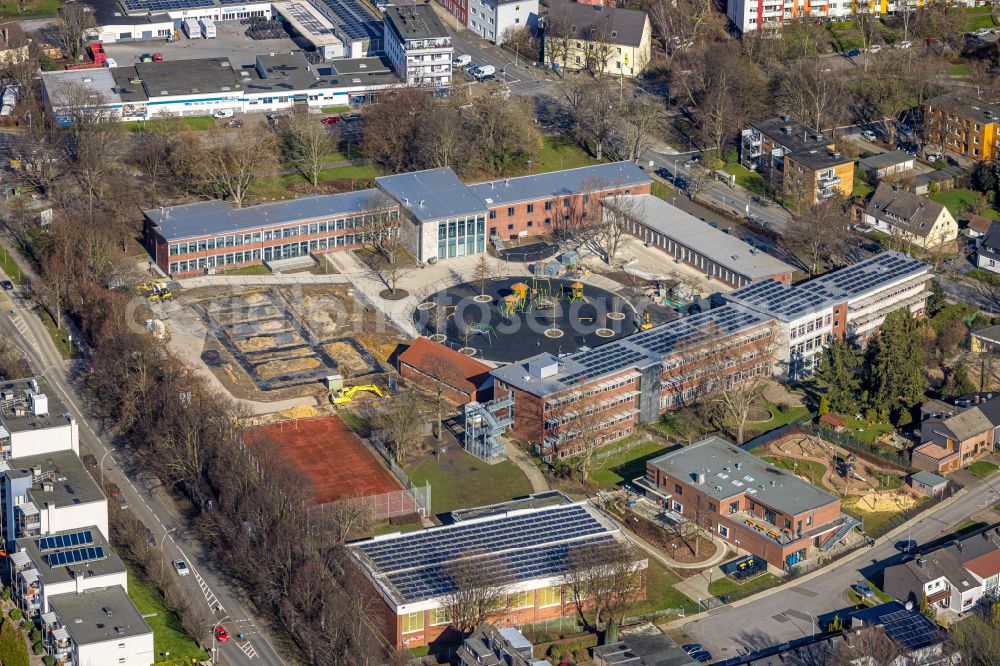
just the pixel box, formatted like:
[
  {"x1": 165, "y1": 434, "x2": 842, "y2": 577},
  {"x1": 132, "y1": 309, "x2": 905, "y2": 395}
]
[{"x1": 504, "y1": 440, "x2": 549, "y2": 493}]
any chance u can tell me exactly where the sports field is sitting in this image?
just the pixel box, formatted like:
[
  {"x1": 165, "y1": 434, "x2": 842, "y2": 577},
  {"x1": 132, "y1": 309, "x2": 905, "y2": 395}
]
[{"x1": 251, "y1": 415, "x2": 402, "y2": 504}]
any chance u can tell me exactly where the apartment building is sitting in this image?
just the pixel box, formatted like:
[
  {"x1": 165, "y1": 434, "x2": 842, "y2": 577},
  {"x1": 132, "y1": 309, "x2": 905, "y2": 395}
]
[
  {"x1": 643, "y1": 436, "x2": 856, "y2": 569},
  {"x1": 467, "y1": 0, "x2": 538, "y2": 44},
  {"x1": 347, "y1": 499, "x2": 646, "y2": 649},
  {"x1": 783, "y1": 147, "x2": 854, "y2": 206},
  {"x1": 728, "y1": 0, "x2": 853, "y2": 33},
  {"x1": 47, "y1": 587, "x2": 154, "y2": 666},
  {"x1": 544, "y1": 1, "x2": 651, "y2": 78},
  {"x1": 723, "y1": 251, "x2": 932, "y2": 379},
  {"x1": 383, "y1": 5, "x2": 453, "y2": 87},
  {"x1": 863, "y1": 183, "x2": 959, "y2": 250},
  {"x1": 925, "y1": 94, "x2": 1000, "y2": 162},
  {"x1": 9, "y1": 526, "x2": 126, "y2": 618},
  {"x1": 0, "y1": 451, "x2": 109, "y2": 546},
  {"x1": 491, "y1": 305, "x2": 774, "y2": 459},
  {"x1": 0, "y1": 378, "x2": 79, "y2": 461}
]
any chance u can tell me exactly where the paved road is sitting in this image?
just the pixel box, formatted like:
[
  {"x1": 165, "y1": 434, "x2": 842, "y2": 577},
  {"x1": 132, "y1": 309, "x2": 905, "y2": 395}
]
[
  {"x1": 0, "y1": 253, "x2": 287, "y2": 665},
  {"x1": 938, "y1": 274, "x2": 1000, "y2": 314},
  {"x1": 681, "y1": 472, "x2": 1000, "y2": 662}
]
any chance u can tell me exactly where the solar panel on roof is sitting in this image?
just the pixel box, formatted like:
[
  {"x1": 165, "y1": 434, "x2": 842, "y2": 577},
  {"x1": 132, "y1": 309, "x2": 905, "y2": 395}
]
[
  {"x1": 45, "y1": 546, "x2": 106, "y2": 567},
  {"x1": 38, "y1": 530, "x2": 94, "y2": 551}
]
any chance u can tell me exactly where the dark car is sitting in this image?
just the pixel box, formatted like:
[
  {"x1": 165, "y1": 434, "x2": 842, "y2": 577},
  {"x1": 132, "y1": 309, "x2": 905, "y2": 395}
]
[
  {"x1": 342, "y1": 113, "x2": 362, "y2": 122},
  {"x1": 143, "y1": 527, "x2": 156, "y2": 548},
  {"x1": 847, "y1": 49, "x2": 862, "y2": 57},
  {"x1": 654, "y1": 167, "x2": 672, "y2": 180},
  {"x1": 895, "y1": 539, "x2": 917, "y2": 553},
  {"x1": 1, "y1": 280, "x2": 12, "y2": 291},
  {"x1": 691, "y1": 651, "x2": 712, "y2": 663},
  {"x1": 682, "y1": 644, "x2": 704, "y2": 655}
]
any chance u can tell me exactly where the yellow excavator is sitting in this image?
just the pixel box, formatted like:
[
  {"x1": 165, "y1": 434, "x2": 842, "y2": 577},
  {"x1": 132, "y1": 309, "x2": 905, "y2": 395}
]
[
  {"x1": 640, "y1": 311, "x2": 653, "y2": 331},
  {"x1": 331, "y1": 384, "x2": 387, "y2": 405}
]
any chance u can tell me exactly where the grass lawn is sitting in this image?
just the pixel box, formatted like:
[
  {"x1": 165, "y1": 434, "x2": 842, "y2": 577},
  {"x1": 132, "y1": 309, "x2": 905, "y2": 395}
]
[
  {"x1": 321, "y1": 105, "x2": 352, "y2": 114},
  {"x1": 853, "y1": 179, "x2": 875, "y2": 199},
  {"x1": 651, "y1": 181, "x2": 681, "y2": 203},
  {"x1": 707, "y1": 573, "x2": 779, "y2": 600},
  {"x1": 39, "y1": 309, "x2": 76, "y2": 358},
  {"x1": 0, "y1": 246, "x2": 24, "y2": 284},
  {"x1": 627, "y1": 557, "x2": 694, "y2": 616},
  {"x1": 0, "y1": 0, "x2": 60, "y2": 16},
  {"x1": 127, "y1": 570, "x2": 209, "y2": 666},
  {"x1": 929, "y1": 189, "x2": 1000, "y2": 222},
  {"x1": 965, "y1": 11, "x2": 999, "y2": 31},
  {"x1": 949, "y1": 63, "x2": 972, "y2": 77},
  {"x1": 408, "y1": 448, "x2": 532, "y2": 515},
  {"x1": 250, "y1": 163, "x2": 381, "y2": 201},
  {"x1": 124, "y1": 116, "x2": 216, "y2": 132},
  {"x1": 588, "y1": 438, "x2": 670, "y2": 489},
  {"x1": 824, "y1": 23, "x2": 864, "y2": 52},
  {"x1": 722, "y1": 163, "x2": 767, "y2": 197},
  {"x1": 532, "y1": 135, "x2": 603, "y2": 174},
  {"x1": 968, "y1": 461, "x2": 999, "y2": 478},
  {"x1": 843, "y1": 418, "x2": 895, "y2": 445},
  {"x1": 218, "y1": 264, "x2": 271, "y2": 276},
  {"x1": 752, "y1": 405, "x2": 810, "y2": 433},
  {"x1": 847, "y1": 579, "x2": 893, "y2": 606},
  {"x1": 761, "y1": 455, "x2": 826, "y2": 487}
]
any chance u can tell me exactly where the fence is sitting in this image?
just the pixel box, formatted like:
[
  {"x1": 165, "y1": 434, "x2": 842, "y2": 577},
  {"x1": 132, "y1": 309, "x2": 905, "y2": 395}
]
[
  {"x1": 367, "y1": 432, "x2": 434, "y2": 516},
  {"x1": 496, "y1": 243, "x2": 560, "y2": 264},
  {"x1": 310, "y1": 484, "x2": 431, "y2": 521},
  {"x1": 741, "y1": 417, "x2": 811, "y2": 452},
  {"x1": 800, "y1": 421, "x2": 914, "y2": 473}
]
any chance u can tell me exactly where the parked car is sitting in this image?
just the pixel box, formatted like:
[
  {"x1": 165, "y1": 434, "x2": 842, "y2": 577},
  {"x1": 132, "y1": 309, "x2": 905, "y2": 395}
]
[
  {"x1": 691, "y1": 651, "x2": 712, "y2": 663},
  {"x1": 868, "y1": 44, "x2": 882, "y2": 53},
  {"x1": 852, "y1": 582, "x2": 875, "y2": 599},
  {"x1": 109, "y1": 484, "x2": 123, "y2": 498},
  {"x1": 153, "y1": 53, "x2": 163, "y2": 62},
  {"x1": 342, "y1": 113, "x2": 362, "y2": 122},
  {"x1": 925, "y1": 151, "x2": 943, "y2": 162},
  {"x1": 116, "y1": 495, "x2": 128, "y2": 510},
  {"x1": 139, "y1": 53, "x2": 154, "y2": 63},
  {"x1": 682, "y1": 644, "x2": 704, "y2": 655},
  {"x1": 973, "y1": 27, "x2": 992, "y2": 36},
  {"x1": 862, "y1": 130, "x2": 878, "y2": 142},
  {"x1": 0, "y1": 280, "x2": 12, "y2": 291},
  {"x1": 321, "y1": 115, "x2": 341, "y2": 124},
  {"x1": 452, "y1": 54, "x2": 471, "y2": 67},
  {"x1": 895, "y1": 41, "x2": 912, "y2": 49},
  {"x1": 212, "y1": 109, "x2": 234, "y2": 119},
  {"x1": 215, "y1": 626, "x2": 230, "y2": 643},
  {"x1": 846, "y1": 48, "x2": 862, "y2": 57},
  {"x1": 173, "y1": 559, "x2": 190, "y2": 576},
  {"x1": 143, "y1": 527, "x2": 156, "y2": 548},
  {"x1": 895, "y1": 539, "x2": 917, "y2": 553},
  {"x1": 654, "y1": 166, "x2": 672, "y2": 180}
]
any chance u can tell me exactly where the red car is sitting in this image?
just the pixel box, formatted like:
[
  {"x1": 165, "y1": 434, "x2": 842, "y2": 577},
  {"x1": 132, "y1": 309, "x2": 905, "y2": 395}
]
[
  {"x1": 321, "y1": 115, "x2": 341, "y2": 124},
  {"x1": 152, "y1": 53, "x2": 164, "y2": 62},
  {"x1": 215, "y1": 626, "x2": 229, "y2": 643}
]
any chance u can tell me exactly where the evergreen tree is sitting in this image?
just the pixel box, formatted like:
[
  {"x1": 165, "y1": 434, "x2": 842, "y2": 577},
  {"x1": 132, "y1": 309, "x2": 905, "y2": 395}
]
[
  {"x1": 926, "y1": 279, "x2": 947, "y2": 318},
  {"x1": 816, "y1": 338, "x2": 862, "y2": 414},
  {"x1": 0, "y1": 618, "x2": 29, "y2": 666},
  {"x1": 863, "y1": 309, "x2": 927, "y2": 421},
  {"x1": 945, "y1": 363, "x2": 977, "y2": 399}
]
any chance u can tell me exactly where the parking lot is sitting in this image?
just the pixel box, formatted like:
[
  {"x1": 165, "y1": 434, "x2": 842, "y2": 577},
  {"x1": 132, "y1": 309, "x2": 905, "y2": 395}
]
[{"x1": 104, "y1": 21, "x2": 305, "y2": 67}]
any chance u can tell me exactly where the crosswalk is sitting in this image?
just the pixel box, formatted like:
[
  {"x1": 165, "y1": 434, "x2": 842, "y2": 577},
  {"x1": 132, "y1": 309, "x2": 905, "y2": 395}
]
[
  {"x1": 194, "y1": 568, "x2": 225, "y2": 615},
  {"x1": 8, "y1": 313, "x2": 37, "y2": 353}
]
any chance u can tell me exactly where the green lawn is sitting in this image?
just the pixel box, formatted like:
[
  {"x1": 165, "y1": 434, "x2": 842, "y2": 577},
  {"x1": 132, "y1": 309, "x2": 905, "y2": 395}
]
[
  {"x1": 965, "y1": 10, "x2": 999, "y2": 31},
  {"x1": 533, "y1": 135, "x2": 603, "y2": 174},
  {"x1": 968, "y1": 461, "x2": 999, "y2": 478},
  {"x1": 949, "y1": 63, "x2": 972, "y2": 78},
  {"x1": 707, "y1": 573, "x2": 779, "y2": 600},
  {"x1": 853, "y1": 179, "x2": 875, "y2": 199},
  {"x1": 843, "y1": 418, "x2": 895, "y2": 445},
  {"x1": 928, "y1": 189, "x2": 1000, "y2": 222},
  {"x1": 761, "y1": 455, "x2": 826, "y2": 488},
  {"x1": 752, "y1": 405, "x2": 810, "y2": 433},
  {"x1": 124, "y1": 116, "x2": 216, "y2": 132},
  {"x1": 0, "y1": 245, "x2": 24, "y2": 284},
  {"x1": 627, "y1": 557, "x2": 695, "y2": 616},
  {"x1": 651, "y1": 181, "x2": 681, "y2": 203},
  {"x1": 847, "y1": 579, "x2": 894, "y2": 606},
  {"x1": 126, "y1": 570, "x2": 209, "y2": 666},
  {"x1": 824, "y1": 23, "x2": 864, "y2": 52},
  {"x1": 408, "y1": 448, "x2": 532, "y2": 515},
  {"x1": 321, "y1": 105, "x2": 352, "y2": 114},
  {"x1": 218, "y1": 264, "x2": 271, "y2": 276},
  {"x1": 0, "y1": 0, "x2": 60, "y2": 17},
  {"x1": 588, "y1": 438, "x2": 670, "y2": 489},
  {"x1": 39, "y1": 309, "x2": 76, "y2": 358},
  {"x1": 722, "y1": 163, "x2": 767, "y2": 197},
  {"x1": 250, "y1": 163, "x2": 381, "y2": 201}
]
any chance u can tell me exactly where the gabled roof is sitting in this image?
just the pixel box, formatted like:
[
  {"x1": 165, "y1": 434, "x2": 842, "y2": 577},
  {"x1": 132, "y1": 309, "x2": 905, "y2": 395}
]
[
  {"x1": 934, "y1": 406, "x2": 993, "y2": 442},
  {"x1": 547, "y1": 0, "x2": 649, "y2": 47},
  {"x1": 967, "y1": 214, "x2": 995, "y2": 236},
  {"x1": 981, "y1": 223, "x2": 1000, "y2": 253},
  {"x1": 965, "y1": 549, "x2": 1000, "y2": 579},
  {"x1": 865, "y1": 183, "x2": 949, "y2": 239},
  {"x1": 398, "y1": 338, "x2": 492, "y2": 394}
]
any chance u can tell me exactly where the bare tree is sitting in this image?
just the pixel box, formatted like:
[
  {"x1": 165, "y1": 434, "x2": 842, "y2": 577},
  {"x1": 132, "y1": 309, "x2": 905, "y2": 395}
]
[
  {"x1": 836, "y1": 625, "x2": 906, "y2": 666},
  {"x1": 542, "y1": 13, "x2": 572, "y2": 74},
  {"x1": 471, "y1": 254, "x2": 496, "y2": 298},
  {"x1": 784, "y1": 196, "x2": 851, "y2": 275},
  {"x1": 313, "y1": 496, "x2": 377, "y2": 545},
  {"x1": 415, "y1": 100, "x2": 466, "y2": 169},
  {"x1": 575, "y1": 80, "x2": 620, "y2": 161},
  {"x1": 857, "y1": 52, "x2": 914, "y2": 145},
  {"x1": 365, "y1": 390, "x2": 424, "y2": 463},
  {"x1": 619, "y1": 93, "x2": 666, "y2": 162},
  {"x1": 443, "y1": 551, "x2": 511, "y2": 634},
  {"x1": 776, "y1": 59, "x2": 849, "y2": 134},
  {"x1": 592, "y1": 191, "x2": 636, "y2": 264},
  {"x1": 197, "y1": 130, "x2": 277, "y2": 208},
  {"x1": 564, "y1": 540, "x2": 643, "y2": 643},
  {"x1": 51, "y1": 3, "x2": 95, "y2": 61},
  {"x1": 853, "y1": 9, "x2": 882, "y2": 71},
  {"x1": 648, "y1": 0, "x2": 726, "y2": 66},
  {"x1": 357, "y1": 192, "x2": 412, "y2": 295},
  {"x1": 281, "y1": 112, "x2": 337, "y2": 186},
  {"x1": 419, "y1": 353, "x2": 466, "y2": 442},
  {"x1": 584, "y1": 16, "x2": 617, "y2": 78},
  {"x1": 0, "y1": 333, "x2": 29, "y2": 380}
]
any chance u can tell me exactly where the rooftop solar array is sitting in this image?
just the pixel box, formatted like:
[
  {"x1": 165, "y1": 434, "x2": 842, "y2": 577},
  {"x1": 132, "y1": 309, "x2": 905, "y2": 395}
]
[
  {"x1": 871, "y1": 608, "x2": 943, "y2": 650},
  {"x1": 352, "y1": 503, "x2": 619, "y2": 604},
  {"x1": 560, "y1": 343, "x2": 647, "y2": 385},
  {"x1": 725, "y1": 252, "x2": 930, "y2": 320},
  {"x1": 284, "y1": 2, "x2": 335, "y2": 35},
  {"x1": 38, "y1": 530, "x2": 94, "y2": 552},
  {"x1": 46, "y1": 546, "x2": 106, "y2": 568},
  {"x1": 122, "y1": 0, "x2": 213, "y2": 12},
  {"x1": 628, "y1": 306, "x2": 768, "y2": 357},
  {"x1": 318, "y1": 0, "x2": 380, "y2": 40}
]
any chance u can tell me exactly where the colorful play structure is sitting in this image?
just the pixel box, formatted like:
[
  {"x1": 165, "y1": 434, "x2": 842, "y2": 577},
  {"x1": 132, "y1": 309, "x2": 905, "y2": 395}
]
[{"x1": 497, "y1": 278, "x2": 590, "y2": 317}]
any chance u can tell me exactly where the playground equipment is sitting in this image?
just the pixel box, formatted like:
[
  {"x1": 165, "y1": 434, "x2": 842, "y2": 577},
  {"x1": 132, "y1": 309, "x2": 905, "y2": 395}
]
[
  {"x1": 570, "y1": 282, "x2": 587, "y2": 304},
  {"x1": 463, "y1": 394, "x2": 514, "y2": 463},
  {"x1": 331, "y1": 384, "x2": 387, "y2": 405},
  {"x1": 466, "y1": 322, "x2": 497, "y2": 345},
  {"x1": 136, "y1": 281, "x2": 172, "y2": 302}
]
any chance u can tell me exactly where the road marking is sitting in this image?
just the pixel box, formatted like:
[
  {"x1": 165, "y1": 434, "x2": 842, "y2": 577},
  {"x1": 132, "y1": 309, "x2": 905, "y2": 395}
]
[
  {"x1": 186, "y1": 554, "x2": 225, "y2": 614},
  {"x1": 238, "y1": 639, "x2": 259, "y2": 660}
]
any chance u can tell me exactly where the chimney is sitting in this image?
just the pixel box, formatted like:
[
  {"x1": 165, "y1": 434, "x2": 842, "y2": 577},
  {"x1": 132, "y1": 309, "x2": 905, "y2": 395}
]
[
  {"x1": 783, "y1": 126, "x2": 792, "y2": 134},
  {"x1": 695, "y1": 472, "x2": 705, "y2": 485},
  {"x1": 974, "y1": 395, "x2": 982, "y2": 404},
  {"x1": 916, "y1": 557, "x2": 926, "y2": 568}
]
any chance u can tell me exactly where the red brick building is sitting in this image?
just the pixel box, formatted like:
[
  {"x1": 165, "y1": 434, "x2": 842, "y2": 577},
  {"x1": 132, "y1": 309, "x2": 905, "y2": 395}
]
[
  {"x1": 642, "y1": 436, "x2": 857, "y2": 569},
  {"x1": 346, "y1": 499, "x2": 646, "y2": 649},
  {"x1": 398, "y1": 338, "x2": 493, "y2": 404}
]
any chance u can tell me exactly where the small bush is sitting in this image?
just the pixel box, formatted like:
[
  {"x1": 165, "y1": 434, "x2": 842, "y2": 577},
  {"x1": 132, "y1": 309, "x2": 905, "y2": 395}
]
[
  {"x1": 32, "y1": 641, "x2": 42, "y2": 655},
  {"x1": 1, "y1": 587, "x2": 10, "y2": 602},
  {"x1": 30, "y1": 628, "x2": 40, "y2": 644},
  {"x1": 9, "y1": 608, "x2": 22, "y2": 622},
  {"x1": 42, "y1": 657, "x2": 55, "y2": 666},
  {"x1": 777, "y1": 402, "x2": 790, "y2": 414}
]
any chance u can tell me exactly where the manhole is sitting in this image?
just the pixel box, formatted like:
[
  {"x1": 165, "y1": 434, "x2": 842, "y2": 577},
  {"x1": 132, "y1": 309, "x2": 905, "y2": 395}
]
[
  {"x1": 417, "y1": 302, "x2": 437, "y2": 311},
  {"x1": 596, "y1": 328, "x2": 614, "y2": 337},
  {"x1": 607, "y1": 312, "x2": 626, "y2": 320},
  {"x1": 544, "y1": 329, "x2": 564, "y2": 338}
]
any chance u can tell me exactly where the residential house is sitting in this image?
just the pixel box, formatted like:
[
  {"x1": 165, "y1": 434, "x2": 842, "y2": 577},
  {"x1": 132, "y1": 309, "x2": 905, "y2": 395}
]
[
  {"x1": 46, "y1": 586, "x2": 153, "y2": 666},
  {"x1": 0, "y1": 23, "x2": 28, "y2": 65},
  {"x1": 347, "y1": 500, "x2": 647, "y2": 649},
  {"x1": 398, "y1": 338, "x2": 493, "y2": 404},
  {"x1": 976, "y1": 223, "x2": 1000, "y2": 275},
  {"x1": 965, "y1": 214, "x2": 994, "y2": 246},
  {"x1": 593, "y1": 632, "x2": 699, "y2": 666},
  {"x1": 914, "y1": 404, "x2": 995, "y2": 473},
  {"x1": 862, "y1": 183, "x2": 959, "y2": 250},
  {"x1": 642, "y1": 436, "x2": 858, "y2": 569},
  {"x1": 925, "y1": 94, "x2": 1000, "y2": 162},
  {"x1": 543, "y1": 1, "x2": 651, "y2": 78},
  {"x1": 727, "y1": 0, "x2": 854, "y2": 34},
  {"x1": 971, "y1": 324, "x2": 1000, "y2": 353},
  {"x1": 382, "y1": 5, "x2": 453, "y2": 86},
  {"x1": 909, "y1": 470, "x2": 949, "y2": 499},
  {"x1": 859, "y1": 150, "x2": 916, "y2": 181},
  {"x1": 457, "y1": 623, "x2": 550, "y2": 666},
  {"x1": 467, "y1": 0, "x2": 538, "y2": 44}
]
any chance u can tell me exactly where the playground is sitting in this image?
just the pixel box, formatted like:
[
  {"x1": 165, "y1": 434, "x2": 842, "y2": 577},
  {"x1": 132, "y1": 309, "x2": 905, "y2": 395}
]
[{"x1": 412, "y1": 277, "x2": 639, "y2": 362}]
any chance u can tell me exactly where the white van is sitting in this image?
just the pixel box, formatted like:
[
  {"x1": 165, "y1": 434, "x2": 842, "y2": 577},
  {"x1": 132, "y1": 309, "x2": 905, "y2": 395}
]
[
  {"x1": 473, "y1": 64, "x2": 496, "y2": 80},
  {"x1": 105, "y1": 57, "x2": 118, "y2": 68},
  {"x1": 452, "y1": 54, "x2": 471, "y2": 67},
  {"x1": 213, "y1": 109, "x2": 235, "y2": 119}
]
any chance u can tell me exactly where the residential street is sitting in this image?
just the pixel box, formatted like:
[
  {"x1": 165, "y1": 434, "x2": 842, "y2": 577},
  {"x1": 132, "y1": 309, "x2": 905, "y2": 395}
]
[
  {"x1": 0, "y1": 241, "x2": 287, "y2": 666},
  {"x1": 681, "y1": 471, "x2": 1000, "y2": 662}
]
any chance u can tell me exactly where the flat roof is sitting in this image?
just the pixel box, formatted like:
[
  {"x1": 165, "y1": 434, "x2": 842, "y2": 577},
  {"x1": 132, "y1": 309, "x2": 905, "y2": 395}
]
[
  {"x1": 723, "y1": 252, "x2": 931, "y2": 321},
  {"x1": 786, "y1": 146, "x2": 853, "y2": 171},
  {"x1": 450, "y1": 490, "x2": 574, "y2": 522},
  {"x1": 348, "y1": 501, "x2": 627, "y2": 606},
  {"x1": 6, "y1": 451, "x2": 106, "y2": 508},
  {"x1": 0, "y1": 377, "x2": 72, "y2": 434},
  {"x1": 253, "y1": 53, "x2": 322, "y2": 90},
  {"x1": 603, "y1": 194, "x2": 794, "y2": 280},
  {"x1": 492, "y1": 304, "x2": 771, "y2": 397},
  {"x1": 273, "y1": 1, "x2": 343, "y2": 47},
  {"x1": 749, "y1": 117, "x2": 831, "y2": 154},
  {"x1": 40, "y1": 69, "x2": 122, "y2": 109},
  {"x1": 467, "y1": 161, "x2": 651, "y2": 207},
  {"x1": 910, "y1": 470, "x2": 948, "y2": 487},
  {"x1": 860, "y1": 150, "x2": 914, "y2": 170},
  {"x1": 648, "y1": 436, "x2": 838, "y2": 516},
  {"x1": 376, "y1": 168, "x2": 486, "y2": 223},
  {"x1": 384, "y1": 4, "x2": 449, "y2": 41},
  {"x1": 593, "y1": 635, "x2": 697, "y2": 666},
  {"x1": 16, "y1": 526, "x2": 124, "y2": 586},
  {"x1": 49, "y1": 586, "x2": 152, "y2": 646},
  {"x1": 145, "y1": 189, "x2": 388, "y2": 241},
  {"x1": 136, "y1": 57, "x2": 243, "y2": 98}
]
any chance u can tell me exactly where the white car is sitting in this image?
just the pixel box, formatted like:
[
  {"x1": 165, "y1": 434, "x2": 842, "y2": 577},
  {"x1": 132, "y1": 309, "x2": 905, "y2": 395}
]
[
  {"x1": 862, "y1": 130, "x2": 878, "y2": 142},
  {"x1": 212, "y1": 109, "x2": 234, "y2": 119},
  {"x1": 867, "y1": 45, "x2": 882, "y2": 53},
  {"x1": 895, "y1": 41, "x2": 912, "y2": 49},
  {"x1": 173, "y1": 559, "x2": 190, "y2": 576},
  {"x1": 925, "y1": 152, "x2": 943, "y2": 162},
  {"x1": 973, "y1": 28, "x2": 991, "y2": 36}
]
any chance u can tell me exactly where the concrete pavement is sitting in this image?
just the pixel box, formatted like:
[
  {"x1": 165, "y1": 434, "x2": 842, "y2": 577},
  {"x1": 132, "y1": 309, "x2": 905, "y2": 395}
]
[{"x1": 677, "y1": 471, "x2": 1000, "y2": 662}]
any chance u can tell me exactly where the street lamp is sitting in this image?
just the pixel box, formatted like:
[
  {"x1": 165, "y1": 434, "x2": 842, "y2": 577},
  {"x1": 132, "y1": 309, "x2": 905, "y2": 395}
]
[
  {"x1": 160, "y1": 526, "x2": 177, "y2": 550},
  {"x1": 99, "y1": 449, "x2": 115, "y2": 486}
]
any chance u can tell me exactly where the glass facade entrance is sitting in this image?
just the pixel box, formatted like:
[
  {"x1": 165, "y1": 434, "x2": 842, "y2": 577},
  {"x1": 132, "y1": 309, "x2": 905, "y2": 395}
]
[{"x1": 437, "y1": 216, "x2": 486, "y2": 259}]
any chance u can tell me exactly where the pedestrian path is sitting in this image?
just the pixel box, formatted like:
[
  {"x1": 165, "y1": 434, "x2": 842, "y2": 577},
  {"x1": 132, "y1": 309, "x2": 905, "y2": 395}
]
[{"x1": 504, "y1": 441, "x2": 548, "y2": 493}]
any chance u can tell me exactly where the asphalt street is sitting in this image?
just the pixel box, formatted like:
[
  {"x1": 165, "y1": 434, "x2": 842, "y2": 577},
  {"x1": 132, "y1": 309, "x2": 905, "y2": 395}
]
[
  {"x1": 682, "y1": 471, "x2": 1000, "y2": 662},
  {"x1": 0, "y1": 251, "x2": 286, "y2": 666}
]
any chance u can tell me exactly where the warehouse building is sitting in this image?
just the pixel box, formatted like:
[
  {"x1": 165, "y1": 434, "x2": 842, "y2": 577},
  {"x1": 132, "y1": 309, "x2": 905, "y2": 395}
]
[
  {"x1": 602, "y1": 194, "x2": 795, "y2": 288},
  {"x1": 347, "y1": 499, "x2": 646, "y2": 649}
]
